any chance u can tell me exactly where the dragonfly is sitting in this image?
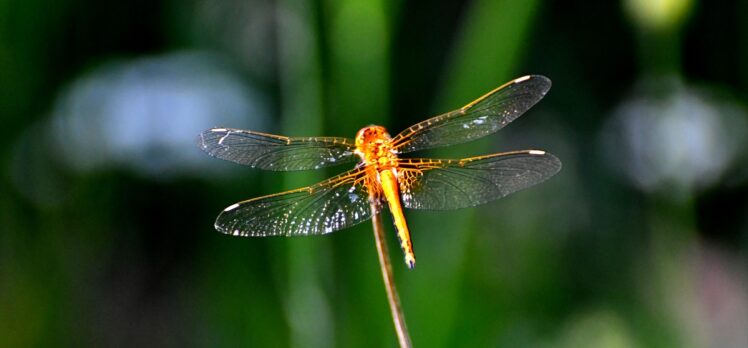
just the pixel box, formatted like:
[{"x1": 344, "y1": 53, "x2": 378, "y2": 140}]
[{"x1": 199, "y1": 75, "x2": 561, "y2": 269}]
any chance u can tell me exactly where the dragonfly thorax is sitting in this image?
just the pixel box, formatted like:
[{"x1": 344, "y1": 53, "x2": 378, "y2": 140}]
[{"x1": 354, "y1": 125, "x2": 398, "y2": 168}]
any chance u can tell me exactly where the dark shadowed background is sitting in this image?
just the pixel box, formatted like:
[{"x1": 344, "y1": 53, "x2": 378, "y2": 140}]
[{"x1": 2, "y1": 0, "x2": 748, "y2": 347}]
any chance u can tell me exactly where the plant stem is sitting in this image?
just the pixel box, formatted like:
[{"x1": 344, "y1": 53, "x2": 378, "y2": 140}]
[{"x1": 370, "y1": 203, "x2": 413, "y2": 348}]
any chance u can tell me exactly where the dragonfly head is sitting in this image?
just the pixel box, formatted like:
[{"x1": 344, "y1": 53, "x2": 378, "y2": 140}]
[
  {"x1": 355, "y1": 125, "x2": 391, "y2": 147},
  {"x1": 356, "y1": 126, "x2": 390, "y2": 147},
  {"x1": 354, "y1": 125, "x2": 393, "y2": 163}
]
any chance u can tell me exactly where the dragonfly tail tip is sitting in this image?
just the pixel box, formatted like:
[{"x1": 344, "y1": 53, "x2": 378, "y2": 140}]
[{"x1": 406, "y1": 257, "x2": 416, "y2": 269}]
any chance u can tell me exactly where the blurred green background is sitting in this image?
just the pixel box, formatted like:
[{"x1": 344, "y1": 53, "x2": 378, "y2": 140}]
[{"x1": 2, "y1": 0, "x2": 748, "y2": 347}]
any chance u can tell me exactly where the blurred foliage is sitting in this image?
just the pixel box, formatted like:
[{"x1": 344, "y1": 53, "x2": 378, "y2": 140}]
[{"x1": 2, "y1": 0, "x2": 748, "y2": 347}]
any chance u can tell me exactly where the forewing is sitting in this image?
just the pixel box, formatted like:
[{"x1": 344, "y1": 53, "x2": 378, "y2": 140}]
[
  {"x1": 398, "y1": 150, "x2": 561, "y2": 210},
  {"x1": 215, "y1": 169, "x2": 376, "y2": 236},
  {"x1": 391, "y1": 75, "x2": 551, "y2": 153},
  {"x1": 199, "y1": 128, "x2": 357, "y2": 171}
]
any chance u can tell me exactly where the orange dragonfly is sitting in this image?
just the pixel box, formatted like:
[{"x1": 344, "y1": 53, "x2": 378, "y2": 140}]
[{"x1": 199, "y1": 75, "x2": 561, "y2": 269}]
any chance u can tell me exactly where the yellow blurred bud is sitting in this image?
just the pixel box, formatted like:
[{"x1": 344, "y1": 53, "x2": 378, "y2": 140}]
[{"x1": 625, "y1": 0, "x2": 694, "y2": 32}]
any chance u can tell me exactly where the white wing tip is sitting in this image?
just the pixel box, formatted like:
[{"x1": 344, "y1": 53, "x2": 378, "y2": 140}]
[
  {"x1": 515, "y1": 75, "x2": 532, "y2": 83},
  {"x1": 224, "y1": 203, "x2": 240, "y2": 211},
  {"x1": 211, "y1": 128, "x2": 228, "y2": 132},
  {"x1": 529, "y1": 150, "x2": 546, "y2": 155}
]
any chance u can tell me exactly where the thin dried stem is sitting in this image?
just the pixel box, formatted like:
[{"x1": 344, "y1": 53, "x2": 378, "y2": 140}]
[{"x1": 370, "y1": 203, "x2": 413, "y2": 348}]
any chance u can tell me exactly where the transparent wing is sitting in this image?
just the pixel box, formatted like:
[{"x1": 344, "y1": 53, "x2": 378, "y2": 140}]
[
  {"x1": 215, "y1": 169, "x2": 377, "y2": 236},
  {"x1": 199, "y1": 128, "x2": 357, "y2": 171},
  {"x1": 390, "y1": 75, "x2": 551, "y2": 153},
  {"x1": 398, "y1": 150, "x2": 561, "y2": 210}
]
